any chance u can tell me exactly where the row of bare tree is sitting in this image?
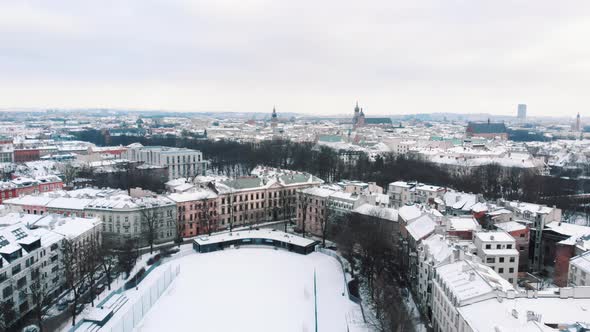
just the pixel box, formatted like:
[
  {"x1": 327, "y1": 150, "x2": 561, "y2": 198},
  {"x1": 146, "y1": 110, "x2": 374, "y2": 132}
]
[
  {"x1": 331, "y1": 212, "x2": 421, "y2": 332},
  {"x1": 60, "y1": 234, "x2": 119, "y2": 327}
]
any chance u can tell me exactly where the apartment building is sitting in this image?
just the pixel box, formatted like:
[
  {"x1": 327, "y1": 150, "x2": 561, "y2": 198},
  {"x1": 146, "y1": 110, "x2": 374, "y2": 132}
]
[
  {"x1": 569, "y1": 251, "x2": 590, "y2": 287},
  {"x1": 473, "y1": 231, "x2": 519, "y2": 285},
  {"x1": 124, "y1": 144, "x2": 207, "y2": 180},
  {"x1": 495, "y1": 221, "x2": 530, "y2": 272},
  {"x1": 85, "y1": 194, "x2": 176, "y2": 247},
  {"x1": 416, "y1": 234, "x2": 456, "y2": 320},
  {"x1": 388, "y1": 181, "x2": 412, "y2": 208},
  {"x1": 336, "y1": 180, "x2": 383, "y2": 195},
  {"x1": 10, "y1": 175, "x2": 63, "y2": 197},
  {"x1": 431, "y1": 259, "x2": 514, "y2": 332},
  {"x1": 296, "y1": 187, "x2": 335, "y2": 236},
  {"x1": 388, "y1": 181, "x2": 446, "y2": 208},
  {"x1": 215, "y1": 170, "x2": 323, "y2": 230},
  {"x1": 433, "y1": 258, "x2": 590, "y2": 332},
  {"x1": 502, "y1": 200, "x2": 561, "y2": 272},
  {"x1": 168, "y1": 189, "x2": 219, "y2": 237},
  {"x1": 329, "y1": 191, "x2": 368, "y2": 217},
  {"x1": 0, "y1": 182, "x2": 17, "y2": 204},
  {"x1": 0, "y1": 216, "x2": 101, "y2": 327}
]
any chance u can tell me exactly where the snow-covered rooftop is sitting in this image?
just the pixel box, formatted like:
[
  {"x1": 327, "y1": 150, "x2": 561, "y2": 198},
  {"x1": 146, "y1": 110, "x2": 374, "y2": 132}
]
[
  {"x1": 457, "y1": 293, "x2": 590, "y2": 332},
  {"x1": 353, "y1": 204, "x2": 398, "y2": 222},
  {"x1": 495, "y1": 221, "x2": 527, "y2": 233},
  {"x1": 435, "y1": 260, "x2": 514, "y2": 304},
  {"x1": 474, "y1": 231, "x2": 515, "y2": 243},
  {"x1": 194, "y1": 229, "x2": 317, "y2": 248},
  {"x1": 398, "y1": 205, "x2": 422, "y2": 221},
  {"x1": 406, "y1": 214, "x2": 437, "y2": 241},
  {"x1": 167, "y1": 190, "x2": 218, "y2": 203}
]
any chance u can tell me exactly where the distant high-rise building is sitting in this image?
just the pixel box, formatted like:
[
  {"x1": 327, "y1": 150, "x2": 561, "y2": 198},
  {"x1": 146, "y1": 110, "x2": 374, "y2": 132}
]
[
  {"x1": 576, "y1": 113, "x2": 581, "y2": 131},
  {"x1": 517, "y1": 104, "x2": 527, "y2": 121}
]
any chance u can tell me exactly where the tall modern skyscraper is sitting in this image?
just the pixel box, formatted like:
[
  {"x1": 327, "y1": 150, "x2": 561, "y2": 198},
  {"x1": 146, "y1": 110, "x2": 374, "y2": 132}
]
[
  {"x1": 576, "y1": 113, "x2": 581, "y2": 131},
  {"x1": 517, "y1": 104, "x2": 527, "y2": 122}
]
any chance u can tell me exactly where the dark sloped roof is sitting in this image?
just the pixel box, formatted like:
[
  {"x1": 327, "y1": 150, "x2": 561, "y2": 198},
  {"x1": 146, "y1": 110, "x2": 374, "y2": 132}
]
[
  {"x1": 466, "y1": 122, "x2": 507, "y2": 134},
  {"x1": 365, "y1": 117, "x2": 393, "y2": 125}
]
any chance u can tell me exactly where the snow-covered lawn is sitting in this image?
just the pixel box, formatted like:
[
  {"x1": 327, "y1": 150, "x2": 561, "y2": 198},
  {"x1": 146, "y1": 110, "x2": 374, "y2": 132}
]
[{"x1": 134, "y1": 248, "x2": 364, "y2": 332}]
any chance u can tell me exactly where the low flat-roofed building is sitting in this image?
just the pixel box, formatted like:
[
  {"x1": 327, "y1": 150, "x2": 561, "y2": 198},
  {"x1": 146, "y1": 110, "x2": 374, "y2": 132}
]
[{"x1": 193, "y1": 229, "x2": 317, "y2": 255}]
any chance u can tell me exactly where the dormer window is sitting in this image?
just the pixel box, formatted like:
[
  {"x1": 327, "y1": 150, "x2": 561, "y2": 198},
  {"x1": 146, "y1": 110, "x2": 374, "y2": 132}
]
[{"x1": 11, "y1": 228, "x2": 26, "y2": 240}]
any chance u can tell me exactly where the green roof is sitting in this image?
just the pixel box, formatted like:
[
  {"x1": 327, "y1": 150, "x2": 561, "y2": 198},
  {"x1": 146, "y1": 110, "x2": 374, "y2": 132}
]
[
  {"x1": 280, "y1": 173, "x2": 311, "y2": 185},
  {"x1": 221, "y1": 177, "x2": 262, "y2": 190}
]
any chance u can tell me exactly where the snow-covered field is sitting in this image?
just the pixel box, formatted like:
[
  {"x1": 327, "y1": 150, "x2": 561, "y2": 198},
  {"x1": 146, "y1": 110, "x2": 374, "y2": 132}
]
[{"x1": 134, "y1": 248, "x2": 363, "y2": 332}]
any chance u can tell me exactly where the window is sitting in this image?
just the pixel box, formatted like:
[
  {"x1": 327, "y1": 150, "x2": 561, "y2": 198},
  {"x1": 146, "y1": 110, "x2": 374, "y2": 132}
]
[
  {"x1": 19, "y1": 300, "x2": 28, "y2": 312},
  {"x1": 508, "y1": 278, "x2": 514, "y2": 283},
  {"x1": 498, "y1": 268, "x2": 504, "y2": 273},
  {"x1": 509, "y1": 268, "x2": 514, "y2": 273},
  {"x1": 12, "y1": 264, "x2": 21, "y2": 275},
  {"x1": 496, "y1": 244, "x2": 501, "y2": 249},
  {"x1": 17, "y1": 276, "x2": 27, "y2": 289},
  {"x1": 499, "y1": 257, "x2": 505, "y2": 263},
  {"x1": 509, "y1": 257, "x2": 515, "y2": 263},
  {"x1": 11, "y1": 228, "x2": 27, "y2": 240},
  {"x1": 3, "y1": 285, "x2": 13, "y2": 299},
  {"x1": 506, "y1": 244, "x2": 512, "y2": 249},
  {"x1": 486, "y1": 258, "x2": 495, "y2": 263},
  {"x1": 485, "y1": 244, "x2": 491, "y2": 249},
  {"x1": 0, "y1": 235, "x2": 8, "y2": 248}
]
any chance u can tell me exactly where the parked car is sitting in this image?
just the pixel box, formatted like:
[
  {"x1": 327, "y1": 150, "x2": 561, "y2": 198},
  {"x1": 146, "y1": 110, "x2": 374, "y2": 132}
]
[
  {"x1": 401, "y1": 288, "x2": 409, "y2": 297},
  {"x1": 65, "y1": 292, "x2": 75, "y2": 303},
  {"x1": 95, "y1": 283, "x2": 105, "y2": 295},
  {"x1": 57, "y1": 300, "x2": 68, "y2": 311},
  {"x1": 75, "y1": 303, "x2": 85, "y2": 315},
  {"x1": 22, "y1": 325, "x2": 40, "y2": 332}
]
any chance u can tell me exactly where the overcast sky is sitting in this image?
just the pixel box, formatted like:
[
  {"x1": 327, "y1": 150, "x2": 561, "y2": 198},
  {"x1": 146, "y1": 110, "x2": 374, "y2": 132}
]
[{"x1": 1, "y1": 1, "x2": 589, "y2": 117}]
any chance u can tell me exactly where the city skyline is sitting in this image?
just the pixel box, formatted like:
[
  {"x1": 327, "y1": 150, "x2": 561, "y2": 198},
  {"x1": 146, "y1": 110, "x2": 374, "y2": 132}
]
[{"x1": 1, "y1": 1, "x2": 590, "y2": 116}]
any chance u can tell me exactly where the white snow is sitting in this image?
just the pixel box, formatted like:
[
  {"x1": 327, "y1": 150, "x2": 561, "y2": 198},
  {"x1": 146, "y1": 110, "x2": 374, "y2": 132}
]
[
  {"x1": 194, "y1": 229, "x2": 317, "y2": 248},
  {"x1": 406, "y1": 214, "x2": 437, "y2": 241},
  {"x1": 134, "y1": 249, "x2": 364, "y2": 332}
]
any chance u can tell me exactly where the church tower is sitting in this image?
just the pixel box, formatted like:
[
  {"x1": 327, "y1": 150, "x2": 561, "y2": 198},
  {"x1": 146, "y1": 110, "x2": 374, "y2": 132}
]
[
  {"x1": 352, "y1": 102, "x2": 366, "y2": 129},
  {"x1": 271, "y1": 106, "x2": 278, "y2": 128}
]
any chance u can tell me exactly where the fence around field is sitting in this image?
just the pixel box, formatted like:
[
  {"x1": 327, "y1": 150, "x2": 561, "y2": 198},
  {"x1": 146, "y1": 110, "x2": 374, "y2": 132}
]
[
  {"x1": 105, "y1": 264, "x2": 180, "y2": 332},
  {"x1": 316, "y1": 247, "x2": 366, "y2": 322}
]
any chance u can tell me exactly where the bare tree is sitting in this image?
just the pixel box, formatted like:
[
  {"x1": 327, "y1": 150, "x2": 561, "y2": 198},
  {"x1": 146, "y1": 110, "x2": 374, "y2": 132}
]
[
  {"x1": 0, "y1": 299, "x2": 16, "y2": 332},
  {"x1": 27, "y1": 274, "x2": 52, "y2": 332},
  {"x1": 98, "y1": 243, "x2": 117, "y2": 291},
  {"x1": 85, "y1": 236, "x2": 102, "y2": 307},
  {"x1": 298, "y1": 191, "x2": 310, "y2": 238},
  {"x1": 60, "y1": 162, "x2": 78, "y2": 187},
  {"x1": 198, "y1": 198, "x2": 212, "y2": 235},
  {"x1": 319, "y1": 202, "x2": 333, "y2": 247},
  {"x1": 117, "y1": 238, "x2": 138, "y2": 278},
  {"x1": 227, "y1": 189, "x2": 235, "y2": 232},
  {"x1": 174, "y1": 207, "x2": 184, "y2": 248},
  {"x1": 141, "y1": 207, "x2": 158, "y2": 254},
  {"x1": 280, "y1": 189, "x2": 293, "y2": 232},
  {"x1": 61, "y1": 238, "x2": 88, "y2": 326}
]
